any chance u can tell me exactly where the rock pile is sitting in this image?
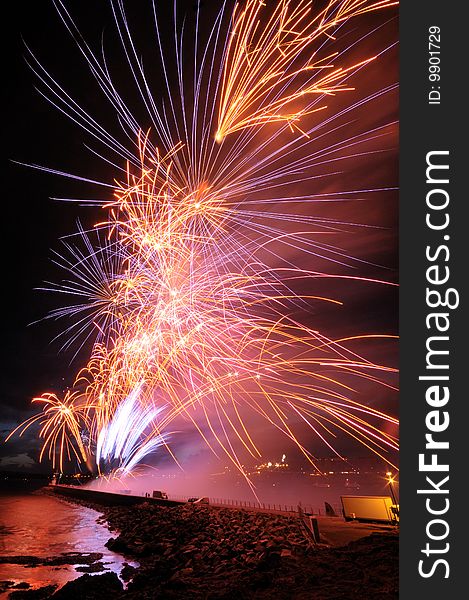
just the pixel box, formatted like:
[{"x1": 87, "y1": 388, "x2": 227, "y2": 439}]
[
  {"x1": 105, "y1": 503, "x2": 309, "y2": 580},
  {"x1": 6, "y1": 495, "x2": 397, "y2": 599},
  {"x1": 100, "y1": 503, "x2": 397, "y2": 599}
]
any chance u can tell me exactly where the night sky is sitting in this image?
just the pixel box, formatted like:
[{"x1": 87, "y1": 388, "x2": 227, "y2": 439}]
[{"x1": 1, "y1": 1, "x2": 398, "y2": 472}]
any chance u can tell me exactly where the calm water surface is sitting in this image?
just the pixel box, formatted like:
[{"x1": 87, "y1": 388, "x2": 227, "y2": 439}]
[{"x1": 0, "y1": 484, "x2": 134, "y2": 597}]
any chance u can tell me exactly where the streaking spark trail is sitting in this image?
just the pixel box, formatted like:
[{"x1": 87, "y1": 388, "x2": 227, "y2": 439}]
[{"x1": 7, "y1": 0, "x2": 399, "y2": 483}]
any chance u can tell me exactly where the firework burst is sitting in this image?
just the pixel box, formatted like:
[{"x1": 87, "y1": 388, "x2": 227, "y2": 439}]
[{"x1": 7, "y1": 0, "x2": 398, "y2": 480}]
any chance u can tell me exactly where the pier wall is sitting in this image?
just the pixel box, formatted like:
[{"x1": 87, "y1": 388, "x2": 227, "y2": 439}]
[{"x1": 50, "y1": 484, "x2": 185, "y2": 507}]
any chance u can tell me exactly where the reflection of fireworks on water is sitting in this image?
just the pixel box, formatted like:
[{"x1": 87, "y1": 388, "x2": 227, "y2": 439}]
[{"x1": 7, "y1": 0, "x2": 398, "y2": 480}]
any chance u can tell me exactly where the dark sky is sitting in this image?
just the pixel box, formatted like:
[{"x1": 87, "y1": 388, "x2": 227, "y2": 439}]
[{"x1": 1, "y1": 1, "x2": 398, "y2": 472}]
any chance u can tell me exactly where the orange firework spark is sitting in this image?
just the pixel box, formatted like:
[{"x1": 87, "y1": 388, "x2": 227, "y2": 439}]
[
  {"x1": 215, "y1": 0, "x2": 398, "y2": 141},
  {"x1": 5, "y1": 391, "x2": 89, "y2": 472}
]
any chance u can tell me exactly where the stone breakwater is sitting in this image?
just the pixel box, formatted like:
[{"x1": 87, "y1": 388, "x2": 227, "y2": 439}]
[
  {"x1": 5, "y1": 499, "x2": 398, "y2": 599},
  {"x1": 103, "y1": 503, "x2": 398, "y2": 599}
]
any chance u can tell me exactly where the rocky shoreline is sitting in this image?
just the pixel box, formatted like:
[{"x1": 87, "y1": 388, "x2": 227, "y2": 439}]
[{"x1": 3, "y1": 496, "x2": 398, "y2": 599}]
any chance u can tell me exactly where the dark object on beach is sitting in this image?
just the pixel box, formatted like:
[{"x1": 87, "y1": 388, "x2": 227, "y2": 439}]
[
  {"x1": 75, "y1": 561, "x2": 107, "y2": 573},
  {"x1": 51, "y1": 573, "x2": 123, "y2": 599},
  {"x1": 325, "y1": 502, "x2": 336, "y2": 516},
  {"x1": 106, "y1": 536, "x2": 131, "y2": 554},
  {"x1": 1, "y1": 581, "x2": 31, "y2": 595},
  {"x1": 0, "y1": 553, "x2": 103, "y2": 568},
  {"x1": 152, "y1": 490, "x2": 168, "y2": 500},
  {"x1": 8, "y1": 585, "x2": 57, "y2": 599},
  {"x1": 120, "y1": 562, "x2": 137, "y2": 582}
]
